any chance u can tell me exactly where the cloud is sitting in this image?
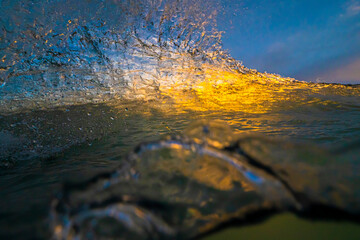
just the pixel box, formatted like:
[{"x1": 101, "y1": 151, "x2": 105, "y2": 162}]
[
  {"x1": 312, "y1": 57, "x2": 360, "y2": 84},
  {"x1": 257, "y1": 27, "x2": 350, "y2": 76},
  {"x1": 341, "y1": 0, "x2": 360, "y2": 18}
]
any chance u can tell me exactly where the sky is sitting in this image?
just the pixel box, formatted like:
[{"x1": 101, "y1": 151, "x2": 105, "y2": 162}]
[{"x1": 218, "y1": 0, "x2": 360, "y2": 84}]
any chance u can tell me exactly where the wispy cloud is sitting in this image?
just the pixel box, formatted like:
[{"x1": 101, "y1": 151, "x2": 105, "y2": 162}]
[
  {"x1": 312, "y1": 57, "x2": 360, "y2": 84},
  {"x1": 341, "y1": 0, "x2": 360, "y2": 18}
]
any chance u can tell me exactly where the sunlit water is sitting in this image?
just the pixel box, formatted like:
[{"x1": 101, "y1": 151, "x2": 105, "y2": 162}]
[{"x1": 0, "y1": 0, "x2": 360, "y2": 239}]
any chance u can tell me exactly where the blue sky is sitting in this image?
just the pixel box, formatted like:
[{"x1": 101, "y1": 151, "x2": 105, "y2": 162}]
[{"x1": 218, "y1": 0, "x2": 360, "y2": 84}]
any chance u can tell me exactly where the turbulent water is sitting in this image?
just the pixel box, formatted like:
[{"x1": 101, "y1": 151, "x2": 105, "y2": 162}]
[{"x1": 0, "y1": 0, "x2": 360, "y2": 239}]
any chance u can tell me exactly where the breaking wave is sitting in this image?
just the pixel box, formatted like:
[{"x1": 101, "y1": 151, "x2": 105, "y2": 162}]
[{"x1": 0, "y1": 0, "x2": 241, "y2": 112}]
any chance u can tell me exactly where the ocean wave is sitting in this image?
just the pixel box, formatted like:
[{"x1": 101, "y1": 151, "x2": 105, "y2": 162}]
[{"x1": 50, "y1": 120, "x2": 360, "y2": 240}]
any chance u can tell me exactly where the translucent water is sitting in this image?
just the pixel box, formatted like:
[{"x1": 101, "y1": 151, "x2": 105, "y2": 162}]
[{"x1": 49, "y1": 120, "x2": 360, "y2": 239}]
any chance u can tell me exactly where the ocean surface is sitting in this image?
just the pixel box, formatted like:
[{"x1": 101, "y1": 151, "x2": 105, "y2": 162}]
[{"x1": 0, "y1": 0, "x2": 359, "y2": 239}]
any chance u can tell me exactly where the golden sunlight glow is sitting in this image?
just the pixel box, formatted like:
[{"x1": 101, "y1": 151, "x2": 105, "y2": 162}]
[{"x1": 158, "y1": 64, "x2": 360, "y2": 114}]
